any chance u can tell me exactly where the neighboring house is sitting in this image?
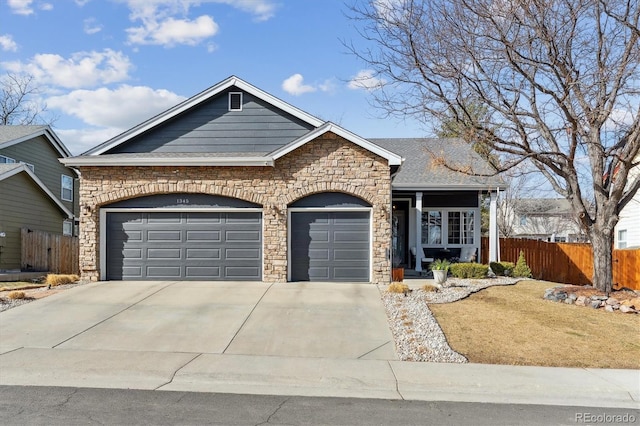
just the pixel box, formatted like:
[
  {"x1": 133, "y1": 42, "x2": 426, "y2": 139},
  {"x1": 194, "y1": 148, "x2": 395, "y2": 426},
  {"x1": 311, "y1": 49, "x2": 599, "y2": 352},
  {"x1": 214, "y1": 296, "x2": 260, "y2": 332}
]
[
  {"x1": 614, "y1": 155, "x2": 640, "y2": 249},
  {"x1": 0, "y1": 125, "x2": 79, "y2": 271},
  {"x1": 63, "y1": 76, "x2": 504, "y2": 283},
  {"x1": 499, "y1": 198, "x2": 586, "y2": 242}
]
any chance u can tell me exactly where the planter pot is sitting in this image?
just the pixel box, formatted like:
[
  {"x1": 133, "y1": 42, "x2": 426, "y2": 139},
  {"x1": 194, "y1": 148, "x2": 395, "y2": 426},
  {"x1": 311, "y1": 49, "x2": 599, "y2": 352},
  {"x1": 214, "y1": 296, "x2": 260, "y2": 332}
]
[
  {"x1": 392, "y1": 268, "x2": 404, "y2": 282},
  {"x1": 432, "y1": 269, "x2": 448, "y2": 285}
]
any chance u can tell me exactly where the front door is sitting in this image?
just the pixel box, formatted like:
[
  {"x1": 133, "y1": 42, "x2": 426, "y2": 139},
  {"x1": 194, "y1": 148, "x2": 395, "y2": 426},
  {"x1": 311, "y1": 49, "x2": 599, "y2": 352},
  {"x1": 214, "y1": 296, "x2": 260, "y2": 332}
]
[{"x1": 392, "y1": 200, "x2": 409, "y2": 267}]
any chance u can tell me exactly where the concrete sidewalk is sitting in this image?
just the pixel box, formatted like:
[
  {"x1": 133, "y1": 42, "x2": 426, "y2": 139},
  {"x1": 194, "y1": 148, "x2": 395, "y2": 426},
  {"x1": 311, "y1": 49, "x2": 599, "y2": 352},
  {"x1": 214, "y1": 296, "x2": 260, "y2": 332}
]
[
  {"x1": 1, "y1": 348, "x2": 637, "y2": 408},
  {"x1": 0, "y1": 280, "x2": 638, "y2": 409}
]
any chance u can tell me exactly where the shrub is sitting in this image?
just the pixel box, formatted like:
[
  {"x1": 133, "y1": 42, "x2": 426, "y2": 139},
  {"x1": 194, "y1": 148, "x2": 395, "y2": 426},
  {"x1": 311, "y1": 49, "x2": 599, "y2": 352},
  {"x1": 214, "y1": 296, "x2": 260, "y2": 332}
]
[
  {"x1": 489, "y1": 261, "x2": 516, "y2": 276},
  {"x1": 449, "y1": 263, "x2": 489, "y2": 279},
  {"x1": 513, "y1": 251, "x2": 532, "y2": 278},
  {"x1": 45, "y1": 274, "x2": 80, "y2": 286},
  {"x1": 387, "y1": 282, "x2": 410, "y2": 294},
  {"x1": 8, "y1": 291, "x2": 26, "y2": 300}
]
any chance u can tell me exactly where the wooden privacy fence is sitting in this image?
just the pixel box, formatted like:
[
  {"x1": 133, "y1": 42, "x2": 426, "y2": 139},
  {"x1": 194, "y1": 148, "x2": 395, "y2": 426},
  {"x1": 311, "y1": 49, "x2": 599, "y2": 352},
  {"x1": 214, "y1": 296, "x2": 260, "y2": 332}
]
[
  {"x1": 481, "y1": 237, "x2": 640, "y2": 290},
  {"x1": 21, "y1": 228, "x2": 79, "y2": 275}
]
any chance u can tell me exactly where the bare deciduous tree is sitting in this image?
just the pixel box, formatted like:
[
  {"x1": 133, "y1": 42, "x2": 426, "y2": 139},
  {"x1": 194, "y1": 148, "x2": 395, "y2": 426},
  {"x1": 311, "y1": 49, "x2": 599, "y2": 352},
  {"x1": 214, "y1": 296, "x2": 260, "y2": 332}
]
[
  {"x1": 0, "y1": 72, "x2": 52, "y2": 126},
  {"x1": 348, "y1": 0, "x2": 640, "y2": 293}
]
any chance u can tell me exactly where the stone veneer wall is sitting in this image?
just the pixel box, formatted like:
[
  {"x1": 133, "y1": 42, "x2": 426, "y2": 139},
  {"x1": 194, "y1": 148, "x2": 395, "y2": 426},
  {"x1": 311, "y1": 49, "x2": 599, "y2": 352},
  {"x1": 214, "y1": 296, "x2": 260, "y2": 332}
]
[{"x1": 77, "y1": 132, "x2": 392, "y2": 283}]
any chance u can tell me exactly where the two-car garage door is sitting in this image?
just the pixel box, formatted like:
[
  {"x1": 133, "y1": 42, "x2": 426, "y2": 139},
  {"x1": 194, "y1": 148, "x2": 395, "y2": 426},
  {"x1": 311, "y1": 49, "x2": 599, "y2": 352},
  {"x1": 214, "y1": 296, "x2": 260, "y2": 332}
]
[
  {"x1": 106, "y1": 211, "x2": 262, "y2": 280},
  {"x1": 103, "y1": 192, "x2": 372, "y2": 282}
]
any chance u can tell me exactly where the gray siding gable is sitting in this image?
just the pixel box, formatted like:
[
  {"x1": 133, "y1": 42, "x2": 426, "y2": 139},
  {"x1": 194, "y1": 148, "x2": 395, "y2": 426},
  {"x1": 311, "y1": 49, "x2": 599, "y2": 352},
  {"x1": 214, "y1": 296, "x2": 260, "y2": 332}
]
[
  {"x1": 0, "y1": 133, "x2": 78, "y2": 216},
  {"x1": 106, "y1": 88, "x2": 316, "y2": 154}
]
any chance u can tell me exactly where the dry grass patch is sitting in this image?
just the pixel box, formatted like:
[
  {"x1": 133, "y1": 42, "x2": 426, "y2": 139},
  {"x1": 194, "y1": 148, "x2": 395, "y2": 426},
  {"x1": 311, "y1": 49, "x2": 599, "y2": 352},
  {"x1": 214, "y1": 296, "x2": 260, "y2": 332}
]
[
  {"x1": 387, "y1": 282, "x2": 410, "y2": 294},
  {"x1": 7, "y1": 291, "x2": 26, "y2": 300},
  {"x1": 45, "y1": 274, "x2": 80, "y2": 286},
  {"x1": 429, "y1": 280, "x2": 640, "y2": 369}
]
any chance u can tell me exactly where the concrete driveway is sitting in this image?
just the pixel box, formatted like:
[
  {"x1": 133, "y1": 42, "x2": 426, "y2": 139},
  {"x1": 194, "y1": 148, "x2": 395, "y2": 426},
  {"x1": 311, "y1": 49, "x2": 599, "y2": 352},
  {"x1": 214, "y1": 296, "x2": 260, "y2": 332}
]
[{"x1": 0, "y1": 280, "x2": 395, "y2": 359}]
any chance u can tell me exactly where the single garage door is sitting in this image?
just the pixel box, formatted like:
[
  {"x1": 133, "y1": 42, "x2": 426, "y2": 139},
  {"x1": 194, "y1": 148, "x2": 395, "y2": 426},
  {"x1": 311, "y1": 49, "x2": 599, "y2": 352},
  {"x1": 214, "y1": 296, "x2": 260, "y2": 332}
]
[
  {"x1": 290, "y1": 211, "x2": 370, "y2": 282},
  {"x1": 106, "y1": 211, "x2": 261, "y2": 280}
]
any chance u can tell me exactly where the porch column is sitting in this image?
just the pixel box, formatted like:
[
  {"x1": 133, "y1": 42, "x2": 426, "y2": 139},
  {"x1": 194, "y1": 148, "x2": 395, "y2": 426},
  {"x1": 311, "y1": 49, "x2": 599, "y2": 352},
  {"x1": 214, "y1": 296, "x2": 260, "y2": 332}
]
[
  {"x1": 415, "y1": 191, "x2": 423, "y2": 272},
  {"x1": 489, "y1": 189, "x2": 499, "y2": 262}
]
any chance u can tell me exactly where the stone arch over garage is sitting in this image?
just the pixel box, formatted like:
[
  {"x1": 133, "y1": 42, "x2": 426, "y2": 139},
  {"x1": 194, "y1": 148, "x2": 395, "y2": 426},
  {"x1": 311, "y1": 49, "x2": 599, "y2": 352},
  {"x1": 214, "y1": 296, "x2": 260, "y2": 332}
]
[
  {"x1": 92, "y1": 182, "x2": 265, "y2": 209},
  {"x1": 283, "y1": 183, "x2": 377, "y2": 208}
]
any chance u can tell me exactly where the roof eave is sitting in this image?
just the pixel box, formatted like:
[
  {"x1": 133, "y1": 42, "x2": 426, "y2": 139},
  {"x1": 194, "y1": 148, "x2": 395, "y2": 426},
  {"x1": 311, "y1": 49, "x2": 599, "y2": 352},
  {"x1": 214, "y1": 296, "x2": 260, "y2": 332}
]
[
  {"x1": 0, "y1": 126, "x2": 72, "y2": 158},
  {"x1": 61, "y1": 156, "x2": 275, "y2": 167},
  {"x1": 392, "y1": 183, "x2": 508, "y2": 191}
]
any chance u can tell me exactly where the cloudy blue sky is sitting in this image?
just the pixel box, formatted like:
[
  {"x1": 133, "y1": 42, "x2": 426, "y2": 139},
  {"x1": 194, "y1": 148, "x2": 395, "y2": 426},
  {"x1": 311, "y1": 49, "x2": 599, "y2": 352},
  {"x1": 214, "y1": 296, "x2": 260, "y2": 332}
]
[{"x1": 0, "y1": 0, "x2": 427, "y2": 154}]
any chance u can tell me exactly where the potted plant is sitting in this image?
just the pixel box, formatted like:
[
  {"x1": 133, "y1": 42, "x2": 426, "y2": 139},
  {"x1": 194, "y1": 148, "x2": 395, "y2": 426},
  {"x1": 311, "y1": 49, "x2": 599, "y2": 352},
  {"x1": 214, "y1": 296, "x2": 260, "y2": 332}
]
[
  {"x1": 430, "y1": 258, "x2": 451, "y2": 285},
  {"x1": 392, "y1": 255, "x2": 404, "y2": 282}
]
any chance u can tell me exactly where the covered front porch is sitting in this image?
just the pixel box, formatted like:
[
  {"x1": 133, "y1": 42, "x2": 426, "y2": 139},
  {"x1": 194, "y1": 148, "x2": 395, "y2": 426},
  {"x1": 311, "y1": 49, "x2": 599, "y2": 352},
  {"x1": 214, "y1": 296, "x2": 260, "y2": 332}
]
[{"x1": 391, "y1": 189, "x2": 501, "y2": 274}]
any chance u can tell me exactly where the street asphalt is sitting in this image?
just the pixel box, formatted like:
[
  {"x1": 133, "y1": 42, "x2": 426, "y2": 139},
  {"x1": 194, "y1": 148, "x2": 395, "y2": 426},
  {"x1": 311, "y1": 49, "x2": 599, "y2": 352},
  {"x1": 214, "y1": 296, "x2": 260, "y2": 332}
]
[{"x1": 0, "y1": 280, "x2": 638, "y2": 409}]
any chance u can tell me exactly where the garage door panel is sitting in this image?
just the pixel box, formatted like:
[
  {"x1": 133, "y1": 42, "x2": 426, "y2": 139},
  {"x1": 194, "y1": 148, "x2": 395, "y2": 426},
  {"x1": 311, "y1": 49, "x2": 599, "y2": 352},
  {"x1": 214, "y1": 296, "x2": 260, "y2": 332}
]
[
  {"x1": 332, "y1": 249, "x2": 368, "y2": 260},
  {"x1": 106, "y1": 211, "x2": 261, "y2": 280},
  {"x1": 226, "y1": 248, "x2": 260, "y2": 260},
  {"x1": 334, "y1": 267, "x2": 369, "y2": 280},
  {"x1": 308, "y1": 248, "x2": 330, "y2": 260},
  {"x1": 186, "y1": 230, "x2": 220, "y2": 242},
  {"x1": 147, "y1": 230, "x2": 181, "y2": 241},
  {"x1": 226, "y1": 216, "x2": 261, "y2": 224},
  {"x1": 186, "y1": 248, "x2": 220, "y2": 259},
  {"x1": 185, "y1": 266, "x2": 221, "y2": 277},
  {"x1": 146, "y1": 266, "x2": 182, "y2": 278},
  {"x1": 226, "y1": 230, "x2": 261, "y2": 242},
  {"x1": 121, "y1": 248, "x2": 142, "y2": 259},
  {"x1": 147, "y1": 248, "x2": 182, "y2": 259},
  {"x1": 186, "y1": 213, "x2": 221, "y2": 224},
  {"x1": 225, "y1": 266, "x2": 261, "y2": 279},
  {"x1": 333, "y1": 230, "x2": 368, "y2": 242},
  {"x1": 291, "y1": 211, "x2": 370, "y2": 282}
]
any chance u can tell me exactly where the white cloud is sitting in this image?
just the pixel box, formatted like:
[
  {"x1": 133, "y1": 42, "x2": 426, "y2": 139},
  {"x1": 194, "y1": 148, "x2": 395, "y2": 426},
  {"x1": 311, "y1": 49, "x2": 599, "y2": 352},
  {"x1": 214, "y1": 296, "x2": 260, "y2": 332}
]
[
  {"x1": 0, "y1": 35, "x2": 18, "y2": 52},
  {"x1": 348, "y1": 69, "x2": 386, "y2": 91},
  {"x1": 7, "y1": 0, "x2": 33, "y2": 15},
  {"x1": 2, "y1": 49, "x2": 133, "y2": 89},
  {"x1": 47, "y1": 85, "x2": 186, "y2": 129},
  {"x1": 127, "y1": 15, "x2": 219, "y2": 46},
  {"x1": 213, "y1": 0, "x2": 277, "y2": 21},
  {"x1": 54, "y1": 127, "x2": 123, "y2": 156},
  {"x1": 83, "y1": 18, "x2": 103, "y2": 35},
  {"x1": 7, "y1": 0, "x2": 53, "y2": 14},
  {"x1": 282, "y1": 74, "x2": 336, "y2": 97},
  {"x1": 282, "y1": 74, "x2": 316, "y2": 96},
  {"x1": 120, "y1": 0, "x2": 276, "y2": 47}
]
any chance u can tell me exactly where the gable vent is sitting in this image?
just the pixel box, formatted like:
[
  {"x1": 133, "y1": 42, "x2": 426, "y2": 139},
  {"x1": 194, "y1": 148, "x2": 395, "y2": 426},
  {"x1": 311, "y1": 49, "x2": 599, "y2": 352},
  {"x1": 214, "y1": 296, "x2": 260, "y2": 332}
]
[{"x1": 229, "y1": 92, "x2": 243, "y2": 111}]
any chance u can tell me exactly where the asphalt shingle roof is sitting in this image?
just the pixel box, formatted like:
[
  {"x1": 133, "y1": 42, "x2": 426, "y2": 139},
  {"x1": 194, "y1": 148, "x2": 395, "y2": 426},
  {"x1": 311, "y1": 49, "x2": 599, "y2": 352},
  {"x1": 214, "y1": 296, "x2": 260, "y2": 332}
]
[
  {"x1": 370, "y1": 138, "x2": 506, "y2": 189},
  {"x1": 0, "y1": 125, "x2": 48, "y2": 145}
]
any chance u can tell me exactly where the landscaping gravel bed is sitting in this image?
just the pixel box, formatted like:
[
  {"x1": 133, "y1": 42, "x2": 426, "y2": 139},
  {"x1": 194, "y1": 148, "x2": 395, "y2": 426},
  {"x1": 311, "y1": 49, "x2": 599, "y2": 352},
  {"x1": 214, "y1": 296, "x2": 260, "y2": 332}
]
[{"x1": 379, "y1": 277, "x2": 520, "y2": 362}]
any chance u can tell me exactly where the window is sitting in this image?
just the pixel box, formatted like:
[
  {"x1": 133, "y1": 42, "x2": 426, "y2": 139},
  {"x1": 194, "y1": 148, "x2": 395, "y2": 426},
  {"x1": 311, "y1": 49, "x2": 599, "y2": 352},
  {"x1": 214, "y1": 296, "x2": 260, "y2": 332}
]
[
  {"x1": 422, "y1": 209, "x2": 476, "y2": 245},
  {"x1": 618, "y1": 229, "x2": 627, "y2": 249},
  {"x1": 63, "y1": 220, "x2": 73, "y2": 236},
  {"x1": 0, "y1": 155, "x2": 34, "y2": 171},
  {"x1": 519, "y1": 215, "x2": 527, "y2": 226},
  {"x1": 421, "y1": 211, "x2": 442, "y2": 244},
  {"x1": 61, "y1": 175, "x2": 73, "y2": 201},
  {"x1": 448, "y1": 211, "x2": 475, "y2": 244},
  {"x1": 229, "y1": 92, "x2": 243, "y2": 111}
]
